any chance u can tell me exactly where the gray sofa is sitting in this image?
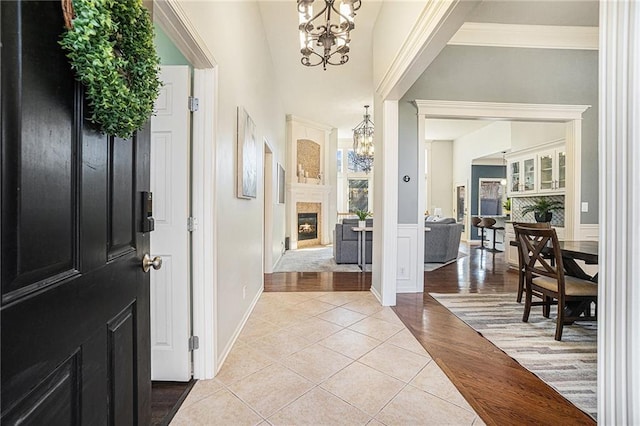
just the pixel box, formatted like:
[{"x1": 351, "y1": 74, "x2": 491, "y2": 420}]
[
  {"x1": 424, "y1": 218, "x2": 463, "y2": 263},
  {"x1": 334, "y1": 218, "x2": 373, "y2": 264}
]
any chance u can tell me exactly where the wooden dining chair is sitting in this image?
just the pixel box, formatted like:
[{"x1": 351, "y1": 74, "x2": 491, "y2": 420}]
[
  {"x1": 515, "y1": 225, "x2": 598, "y2": 341},
  {"x1": 512, "y1": 221, "x2": 551, "y2": 303}
]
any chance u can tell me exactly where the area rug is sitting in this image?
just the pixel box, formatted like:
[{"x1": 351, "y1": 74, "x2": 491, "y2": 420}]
[
  {"x1": 430, "y1": 292, "x2": 597, "y2": 419},
  {"x1": 273, "y1": 246, "x2": 362, "y2": 273},
  {"x1": 424, "y1": 252, "x2": 468, "y2": 272}
]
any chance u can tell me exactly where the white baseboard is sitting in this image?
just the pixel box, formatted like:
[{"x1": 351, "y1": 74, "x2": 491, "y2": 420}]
[
  {"x1": 370, "y1": 285, "x2": 383, "y2": 305},
  {"x1": 215, "y1": 287, "x2": 263, "y2": 375}
]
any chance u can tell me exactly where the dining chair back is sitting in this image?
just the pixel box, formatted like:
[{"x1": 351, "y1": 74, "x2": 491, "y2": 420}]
[
  {"x1": 514, "y1": 225, "x2": 598, "y2": 341},
  {"x1": 512, "y1": 221, "x2": 551, "y2": 303}
]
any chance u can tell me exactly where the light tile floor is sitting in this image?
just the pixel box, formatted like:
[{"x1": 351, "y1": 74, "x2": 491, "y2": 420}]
[{"x1": 171, "y1": 291, "x2": 485, "y2": 426}]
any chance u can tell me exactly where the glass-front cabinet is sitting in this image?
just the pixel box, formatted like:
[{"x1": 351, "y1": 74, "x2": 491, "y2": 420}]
[
  {"x1": 507, "y1": 142, "x2": 566, "y2": 197},
  {"x1": 537, "y1": 147, "x2": 566, "y2": 193},
  {"x1": 507, "y1": 156, "x2": 536, "y2": 196}
]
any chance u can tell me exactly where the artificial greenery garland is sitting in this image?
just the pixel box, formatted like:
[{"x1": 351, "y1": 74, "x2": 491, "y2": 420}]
[{"x1": 60, "y1": 0, "x2": 161, "y2": 139}]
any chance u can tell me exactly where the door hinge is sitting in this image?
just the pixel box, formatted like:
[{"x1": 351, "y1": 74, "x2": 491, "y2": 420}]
[
  {"x1": 188, "y1": 96, "x2": 199, "y2": 112},
  {"x1": 187, "y1": 217, "x2": 198, "y2": 232},
  {"x1": 189, "y1": 336, "x2": 199, "y2": 351}
]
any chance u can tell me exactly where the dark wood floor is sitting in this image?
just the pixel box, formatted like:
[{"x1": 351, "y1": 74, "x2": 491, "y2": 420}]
[
  {"x1": 151, "y1": 380, "x2": 195, "y2": 425},
  {"x1": 265, "y1": 245, "x2": 595, "y2": 425}
]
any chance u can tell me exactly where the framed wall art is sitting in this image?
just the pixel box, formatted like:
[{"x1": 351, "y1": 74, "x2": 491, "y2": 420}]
[{"x1": 237, "y1": 106, "x2": 257, "y2": 199}]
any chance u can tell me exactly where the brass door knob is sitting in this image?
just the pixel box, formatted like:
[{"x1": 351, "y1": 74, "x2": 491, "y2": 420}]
[{"x1": 142, "y1": 254, "x2": 162, "y2": 272}]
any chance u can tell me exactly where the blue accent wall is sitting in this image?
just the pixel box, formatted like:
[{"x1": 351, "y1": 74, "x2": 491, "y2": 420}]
[{"x1": 471, "y1": 165, "x2": 506, "y2": 240}]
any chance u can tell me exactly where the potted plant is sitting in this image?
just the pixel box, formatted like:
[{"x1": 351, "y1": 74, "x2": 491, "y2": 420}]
[
  {"x1": 520, "y1": 198, "x2": 564, "y2": 222},
  {"x1": 355, "y1": 209, "x2": 371, "y2": 228},
  {"x1": 503, "y1": 198, "x2": 511, "y2": 216}
]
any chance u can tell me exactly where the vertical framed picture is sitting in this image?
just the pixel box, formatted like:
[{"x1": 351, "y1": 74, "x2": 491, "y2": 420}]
[
  {"x1": 237, "y1": 106, "x2": 257, "y2": 199},
  {"x1": 277, "y1": 163, "x2": 285, "y2": 204}
]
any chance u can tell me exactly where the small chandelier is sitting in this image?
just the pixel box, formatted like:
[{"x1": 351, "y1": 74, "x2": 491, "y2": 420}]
[
  {"x1": 297, "y1": 0, "x2": 362, "y2": 70},
  {"x1": 352, "y1": 105, "x2": 374, "y2": 173}
]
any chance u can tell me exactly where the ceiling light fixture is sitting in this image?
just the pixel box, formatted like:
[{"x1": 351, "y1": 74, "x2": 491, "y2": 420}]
[
  {"x1": 351, "y1": 105, "x2": 374, "y2": 173},
  {"x1": 297, "y1": 0, "x2": 361, "y2": 70}
]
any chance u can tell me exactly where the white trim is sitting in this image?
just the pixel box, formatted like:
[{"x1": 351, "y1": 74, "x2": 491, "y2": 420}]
[
  {"x1": 285, "y1": 114, "x2": 334, "y2": 132},
  {"x1": 154, "y1": 0, "x2": 216, "y2": 68},
  {"x1": 598, "y1": 1, "x2": 640, "y2": 422},
  {"x1": 376, "y1": 0, "x2": 480, "y2": 100},
  {"x1": 449, "y1": 23, "x2": 599, "y2": 51},
  {"x1": 215, "y1": 287, "x2": 263, "y2": 374},
  {"x1": 416, "y1": 120, "x2": 426, "y2": 293},
  {"x1": 191, "y1": 68, "x2": 217, "y2": 380},
  {"x1": 155, "y1": 1, "x2": 219, "y2": 380},
  {"x1": 414, "y1": 100, "x2": 590, "y2": 121},
  {"x1": 414, "y1": 100, "x2": 590, "y2": 266},
  {"x1": 396, "y1": 224, "x2": 419, "y2": 293},
  {"x1": 578, "y1": 224, "x2": 599, "y2": 241},
  {"x1": 369, "y1": 285, "x2": 382, "y2": 305},
  {"x1": 262, "y1": 139, "x2": 275, "y2": 274}
]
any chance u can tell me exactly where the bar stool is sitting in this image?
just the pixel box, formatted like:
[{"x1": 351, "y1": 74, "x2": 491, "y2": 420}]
[
  {"x1": 479, "y1": 217, "x2": 496, "y2": 249},
  {"x1": 483, "y1": 218, "x2": 504, "y2": 252},
  {"x1": 472, "y1": 217, "x2": 486, "y2": 249}
]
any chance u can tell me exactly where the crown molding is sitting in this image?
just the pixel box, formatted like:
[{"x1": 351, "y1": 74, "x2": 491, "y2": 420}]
[
  {"x1": 413, "y1": 100, "x2": 591, "y2": 121},
  {"x1": 448, "y1": 22, "x2": 599, "y2": 51},
  {"x1": 375, "y1": 0, "x2": 479, "y2": 100},
  {"x1": 286, "y1": 115, "x2": 335, "y2": 132}
]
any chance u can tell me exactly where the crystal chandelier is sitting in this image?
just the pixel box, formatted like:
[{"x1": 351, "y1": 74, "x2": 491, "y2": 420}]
[
  {"x1": 297, "y1": 0, "x2": 362, "y2": 70},
  {"x1": 352, "y1": 105, "x2": 374, "y2": 173}
]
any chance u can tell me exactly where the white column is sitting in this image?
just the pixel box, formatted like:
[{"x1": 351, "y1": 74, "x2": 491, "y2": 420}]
[
  {"x1": 372, "y1": 100, "x2": 398, "y2": 306},
  {"x1": 598, "y1": 1, "x2": 640, "y2": 423}
]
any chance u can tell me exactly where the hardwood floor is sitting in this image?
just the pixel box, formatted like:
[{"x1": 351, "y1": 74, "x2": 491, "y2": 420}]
[
  {"x1": 151, "y1": 380, "x2": 195, "y2": 425},
  {"x1": 264, "y1": 244, "x2": 595, "y2": 425}
]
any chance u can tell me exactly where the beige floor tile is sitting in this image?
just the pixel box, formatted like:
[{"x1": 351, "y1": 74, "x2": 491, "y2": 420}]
[
  {"x1": 375, "y1": 385, "x2": 476, "y2": 426},
  {"x1": 318, "y1": 328, "x2": 381, "y2": 359},
  {"x1": 359, "y1": 343, "x2": 430, "y2": 383},
  {"x1": 317, "y1": 307, "x2": 367, "y2": 327},
  {"x1": 268, "y1": 387, "x2": 371, "y2": 426},
  {"x1": 473, "y1": 415, "x2": 487, "y2": 426},
  {"x1": 315, "y1": 292, "x2": 366, "y2": 306},
  {"x1": 320, "y1": 362, "x2": 404, "y2": 417},
  {"x1": 348, "y1": 317, "x2": 404, "y2": 341},
  {"x1": 179, "y1": 379, "x2": 224, "y2": 408},
  {"x1": 247, "y1": 328, "x2": 312, "y2": 361},
  {"x1": 284, "y1": 343, "x2": 353, "y2": 383},
  {"x1": 171, "y1": 388, "x2": 262, "y2": 426},
  {"x1": 366, "y1": 420, "x2": 386, "y2": 426},
  {"x1": 228, "y1": 364, "x2": 314, "y2": 418},
  {"x1": 261, "y1": 292, "x2": 313, "y2": 305},
  {"x1": 285, "y1": 317, "x2": 344, "y2": 343},
  {"x1": 238, "y1": 317, "x2": 278, "y2": 343},
  {"x1": 260, "y1": 307, "x2": 310, "y2": 328},
  {"x1": 369, "y1": 307, "x2": 406, "y2": 326},
  {"x1": 215, "y1": 343, "x2": 274, "y2": 386},
  {"x1": 341, "y1": 299, "x2": 385, "y2": 316},
  {"x1": 386, "y1": 329, "x2": 432, "y2": 357},
  {"x1": 251, "y1": 298, "x2": 289, "y2": 317},
  {"x1": 410, "y1": 361, "x2": 474, "y2": 412},
  {"x1": 293, "y1": 298, "x2": 338, "y2": 316}
]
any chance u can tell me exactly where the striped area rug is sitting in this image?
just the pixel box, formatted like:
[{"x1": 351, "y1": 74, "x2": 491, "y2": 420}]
[{"x1": 430, "y1": 292, "x2": 597, "y2": 419}]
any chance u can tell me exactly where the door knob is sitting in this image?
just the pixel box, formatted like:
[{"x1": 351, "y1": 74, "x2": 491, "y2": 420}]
[{"x1": 142, "y1": 254, "x2": 162, "y2": 272}]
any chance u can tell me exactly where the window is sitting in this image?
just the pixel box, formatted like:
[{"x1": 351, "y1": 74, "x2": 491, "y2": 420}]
[
  {"x1": 348, "y1": 179, "x2": 368, "y2": 212},
  {"x1": 347, "y1": 149, "x2": 369, "y2": 173},
  {"x1": 337, "y1": 149, "x2": 343, "y2": 174}
]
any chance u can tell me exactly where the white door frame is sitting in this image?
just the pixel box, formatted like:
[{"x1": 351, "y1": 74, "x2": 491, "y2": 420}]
[
  {"x1": 454, "y1": 181, "x2": 468, "y2": 242},
  {"x1": 411, "y1": 100, "x2": 590, "y2": 293},
  {"x1": 263, "y1": 139, "x2": 274, "y2": 273},
  {"x1": 154, "y1": 0, "x2": 218, "y2": 379}
]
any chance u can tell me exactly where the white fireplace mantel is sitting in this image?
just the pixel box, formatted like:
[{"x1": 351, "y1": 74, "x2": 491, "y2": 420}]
[{"x1": 288, "y1": 183, "x2": 332, "y2": 250}]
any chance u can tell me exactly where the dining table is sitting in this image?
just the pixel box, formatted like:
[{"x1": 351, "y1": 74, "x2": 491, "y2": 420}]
[{"x1": 510, "y1": 239, "x2": 599, "y2": 282}]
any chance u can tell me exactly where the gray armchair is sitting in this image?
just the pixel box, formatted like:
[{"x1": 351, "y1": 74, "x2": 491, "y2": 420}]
[
  {"x1": 424, "y1": 218, "x2": 463, "y2": 263},
  {"x1": 334, "y1": 219, "x2": 373, "y2": 264}
]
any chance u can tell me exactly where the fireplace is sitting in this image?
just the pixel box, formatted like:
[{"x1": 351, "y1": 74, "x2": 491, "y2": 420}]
[{"x1": 298, "y1": 213, "x2": 318, "y2": 241}]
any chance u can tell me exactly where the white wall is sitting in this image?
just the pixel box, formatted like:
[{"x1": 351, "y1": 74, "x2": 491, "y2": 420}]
[
  {"x1": 180, "y1": 1, "x2": 286, "y2": 361},
  {"x1": 372, "y1": 1, "x2": 424, "y2": 90},
  {"x1": 510, "y1": 121, "x2": 566, "y2": 151},
  {"x1": 452, "y1": 121, "x2": 512, "y2": 190},
  {"x1": 426, "y1": 140, "x2": 453, "y2": 217}
]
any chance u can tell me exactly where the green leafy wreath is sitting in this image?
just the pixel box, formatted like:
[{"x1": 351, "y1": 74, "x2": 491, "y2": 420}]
[{"x1": 60, "y1": 0, "x2": 161, "y2": 139}]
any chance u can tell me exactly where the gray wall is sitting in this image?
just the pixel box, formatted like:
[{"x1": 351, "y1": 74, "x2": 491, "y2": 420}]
[
  {"x1": 399, "y1": 45, "x2": 599, "y2": 224},
  {"x1": 397, "y1": 101, "x2": 419, "y2": 223}
]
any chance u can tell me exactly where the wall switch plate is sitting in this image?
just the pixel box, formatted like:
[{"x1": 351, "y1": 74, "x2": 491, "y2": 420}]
[{"x1": 581, "y1": 202, "x2": 589, "y2": 212}]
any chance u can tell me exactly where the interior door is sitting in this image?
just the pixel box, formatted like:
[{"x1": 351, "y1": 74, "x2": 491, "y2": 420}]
[
  {"x1": 150, "y1": 65, "x2": 192, "y2": 381},
  {"x1": 1, "y1": 2, "x2": 152, "y2": 423},
  {"x1": 455, "y1": 184, "x2": 467, "y2": 240}
]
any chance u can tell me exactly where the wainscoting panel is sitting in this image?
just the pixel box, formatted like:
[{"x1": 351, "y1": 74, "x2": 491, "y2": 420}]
[{"x1": 397, "y1": 224, "x2": 420, "y2": 293}]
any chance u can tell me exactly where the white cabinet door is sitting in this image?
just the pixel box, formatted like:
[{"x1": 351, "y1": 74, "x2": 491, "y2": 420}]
[{"x1": 538, "y1": 147, "x2": 566, "y2": 194}]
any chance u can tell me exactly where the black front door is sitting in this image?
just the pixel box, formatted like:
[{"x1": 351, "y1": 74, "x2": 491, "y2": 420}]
[{"x1": 1, "y1": 2, "x2": 151, "y2": 424}]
